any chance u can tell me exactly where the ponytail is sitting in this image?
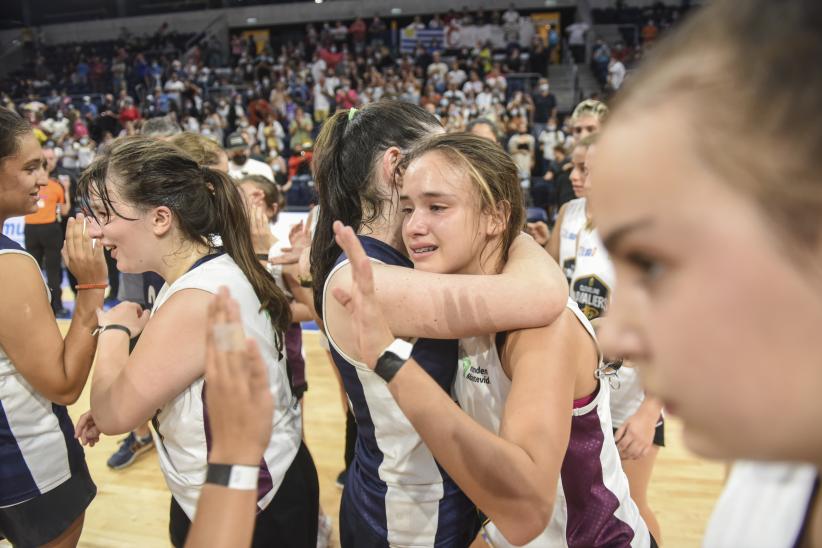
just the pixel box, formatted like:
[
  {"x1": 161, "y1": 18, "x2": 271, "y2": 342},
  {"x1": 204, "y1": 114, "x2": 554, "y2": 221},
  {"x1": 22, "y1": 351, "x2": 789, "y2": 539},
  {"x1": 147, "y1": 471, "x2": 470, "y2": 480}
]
[
  {"x1": 203, "y1": 167, "x2": 292, "y2": 347},
  {"x1": 78, "y1": 135, "x2": 291, "y2": 349},
  {"x1": 310, "y1": 101, "x2": 441, "y2": 313}
]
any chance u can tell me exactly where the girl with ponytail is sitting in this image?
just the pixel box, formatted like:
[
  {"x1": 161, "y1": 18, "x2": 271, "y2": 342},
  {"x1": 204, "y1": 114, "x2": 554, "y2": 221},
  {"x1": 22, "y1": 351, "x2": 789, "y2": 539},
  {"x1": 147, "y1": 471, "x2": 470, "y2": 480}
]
[
  {"x1": 311, "y1": 101, "x2": 569, "y2": 546},
  {"x1": 74, "y1": 135, "x2": 319, "y2": 547}
]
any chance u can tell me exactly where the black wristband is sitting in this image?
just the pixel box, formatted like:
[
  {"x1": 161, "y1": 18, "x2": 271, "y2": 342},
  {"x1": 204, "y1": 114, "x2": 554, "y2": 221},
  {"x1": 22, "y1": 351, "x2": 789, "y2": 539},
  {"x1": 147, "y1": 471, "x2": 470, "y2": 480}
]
[
  {"x1": 374, "y1": 351, "x2": 407, "y2": 383},
  {"x1": 92, "y1": 324, "x2": 132, "y2": 338}
]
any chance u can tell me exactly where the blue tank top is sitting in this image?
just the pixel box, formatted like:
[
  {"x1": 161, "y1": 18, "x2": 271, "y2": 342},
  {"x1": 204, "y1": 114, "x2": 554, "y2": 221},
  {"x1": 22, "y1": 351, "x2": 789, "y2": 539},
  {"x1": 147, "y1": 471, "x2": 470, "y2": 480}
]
[{"x1": 323, "y1": 236, "x2": 476, "y2": 546}]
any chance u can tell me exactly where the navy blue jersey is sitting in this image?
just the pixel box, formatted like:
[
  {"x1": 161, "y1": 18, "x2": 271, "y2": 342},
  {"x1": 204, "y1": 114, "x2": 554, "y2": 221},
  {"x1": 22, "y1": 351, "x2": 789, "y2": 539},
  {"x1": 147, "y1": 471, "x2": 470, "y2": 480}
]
[
  {"x1": 142, "y1": 271, "x2": 165, "y2": 310},
  {"x1": 322, "y1": 236, "x2": 476, "y2": 546},
  {"x1": 0, "y1": 235, "x2": 86, "y2": 506}
]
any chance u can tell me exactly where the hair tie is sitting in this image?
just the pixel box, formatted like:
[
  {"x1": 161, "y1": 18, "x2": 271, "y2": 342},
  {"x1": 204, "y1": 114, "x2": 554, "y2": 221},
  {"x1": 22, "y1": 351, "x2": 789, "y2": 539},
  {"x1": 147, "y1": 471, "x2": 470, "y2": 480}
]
[{"x1": 348, "y1": 108, "x2": 358, "y2": 121}]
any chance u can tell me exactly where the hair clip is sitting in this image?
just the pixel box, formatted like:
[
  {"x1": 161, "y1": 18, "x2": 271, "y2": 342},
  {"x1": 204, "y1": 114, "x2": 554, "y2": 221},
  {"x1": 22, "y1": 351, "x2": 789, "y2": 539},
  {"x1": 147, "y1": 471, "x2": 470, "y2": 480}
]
[{"x1": 348, "y1": 108, "x2": 358, "y2": 121}]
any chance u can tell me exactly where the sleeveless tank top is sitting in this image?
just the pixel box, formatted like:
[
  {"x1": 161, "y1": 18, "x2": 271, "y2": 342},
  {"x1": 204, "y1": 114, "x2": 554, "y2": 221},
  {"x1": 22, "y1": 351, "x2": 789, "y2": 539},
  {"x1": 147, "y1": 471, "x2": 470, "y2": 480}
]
[
  {"x1": 0, "y1": 235, "x2": 86, "y2": 507},
  {"x1": 453, "y1": 298, "x2": 650, "y2": 547},
  {"x1": 566, "y1": 206, "x2": 647, "y2": 428},
  {"x1": 322, "y1": 236, "x2": 476, "y2": 547},
  {"x1": 558, "y1": 198, "x2": 588, "y2": 284},
  {"x1": 705, "y1": 461, "x2": 819, "y2": 548},
  {"x1": 150, "y1": 253, "x2": 301, "y2": 519}
]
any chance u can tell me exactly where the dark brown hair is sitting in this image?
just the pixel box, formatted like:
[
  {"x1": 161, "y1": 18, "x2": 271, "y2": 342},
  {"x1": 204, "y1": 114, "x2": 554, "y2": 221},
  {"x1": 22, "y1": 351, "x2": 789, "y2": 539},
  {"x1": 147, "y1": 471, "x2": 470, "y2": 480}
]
[
  {"x1": 611, "y1": 0, "x2": 822, "y2": 251},
  {"x1": 310, "y1": 101, "x2": 441, "y2": 311},
  {"x1": 78, "y1": 135, "x2": 291, "y2": 346},
  {"x1": 0, "y1": 107, "x2": 33, "y2": 163},
  {"x1": 398, "y1": 132, "x2": 524, "y2": 272}
]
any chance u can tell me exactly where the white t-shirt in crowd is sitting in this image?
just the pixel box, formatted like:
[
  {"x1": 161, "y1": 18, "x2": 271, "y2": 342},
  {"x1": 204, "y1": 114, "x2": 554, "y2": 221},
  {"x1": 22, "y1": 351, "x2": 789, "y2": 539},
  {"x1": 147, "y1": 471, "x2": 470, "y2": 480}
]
[{"x1": 229, "y1": 157, "x2": 275, "y2": 182}]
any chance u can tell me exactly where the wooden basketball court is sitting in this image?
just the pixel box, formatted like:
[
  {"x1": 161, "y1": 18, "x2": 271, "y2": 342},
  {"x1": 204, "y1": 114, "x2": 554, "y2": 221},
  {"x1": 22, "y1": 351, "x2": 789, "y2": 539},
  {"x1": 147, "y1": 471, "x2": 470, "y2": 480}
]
[{"x1": 49, "y1": 330, "x2": 726, "y2": 547}]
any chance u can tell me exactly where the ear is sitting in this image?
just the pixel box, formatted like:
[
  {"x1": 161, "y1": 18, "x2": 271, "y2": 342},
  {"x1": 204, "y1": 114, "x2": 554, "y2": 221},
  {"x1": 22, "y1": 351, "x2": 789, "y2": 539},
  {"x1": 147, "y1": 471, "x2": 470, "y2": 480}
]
[
  {"x1": 485, "y1": 200, "x2": 511, "y2": 238},
  {"x1": 269, "y1": 202, "x2": 279, "y2": 219},
  {"x1": 380, "y1": 146, "x2": 403, "y2": 187},
  {"x1": 149, "y1": 206, "x2": 173, "y2": 237}
]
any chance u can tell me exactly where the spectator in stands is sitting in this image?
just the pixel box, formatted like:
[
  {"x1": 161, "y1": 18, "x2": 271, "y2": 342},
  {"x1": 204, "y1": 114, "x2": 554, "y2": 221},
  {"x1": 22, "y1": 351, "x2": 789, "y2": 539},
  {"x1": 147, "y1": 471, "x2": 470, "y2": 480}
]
[
  {"x1": 537, "y1": 116, "x2": 564, "y2": 175},
  {"x1": 502, "y1": 4, "x2": 521, "y2": 46},
  {"x1": 350, "y1": 17, "x2": 367, "y2": 53},
  {"x1": 118, "y1": 97, "x2": 141, "y2": 127},
  {"x1": 531, "y1": 77, "x2": 557, "y2": 140},
  {"x1": 330, "y1": 21, "x2": 348, "y2": 48},
  {"x1": 592, "y1": 39, "x2": 611, "y2": 88},
  {"x1": 508, "y1": 118, "x2": 536, "y2": 183},
  {"x1": 467, "y1": 117, "x2": 502, "y2": 145},
  {"x1": 446, "y1": 60, "x2": 468, "y2": 88},
  {"x1": 227, "y1": 131, "x2": 274, "y2": 182},
  {"x1": 426, "y1": 51, "x2": 449, "y2": 93},
  {"x1": 369, "y1": 15, "x2": 387, "y2": 47},
  {"x1": 529, "y1": 37, "x2": 550, "y2": 76},
  {"x1": 641, "y1": 19, "x2": 659, "y2": 45},
  {"x1": 566, "y1": 20, "x2": 590, "y2": 63},
  {"x1": 288, "y1": 107, "x2": 314, "y2": 151},
  {"x1": 25, "y1": 146, "x2": 70, "y2": 317},
  {"x1": 607, "y1": 54, "x2": 627, "y2": 93}
]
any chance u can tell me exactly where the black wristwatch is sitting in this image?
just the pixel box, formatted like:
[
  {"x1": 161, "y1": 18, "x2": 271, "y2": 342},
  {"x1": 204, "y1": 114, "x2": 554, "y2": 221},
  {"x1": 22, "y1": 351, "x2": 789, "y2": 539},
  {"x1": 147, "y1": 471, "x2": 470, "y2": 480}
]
[{"x1": 374, "y1": 339, "x2": 413, "y2": 383}]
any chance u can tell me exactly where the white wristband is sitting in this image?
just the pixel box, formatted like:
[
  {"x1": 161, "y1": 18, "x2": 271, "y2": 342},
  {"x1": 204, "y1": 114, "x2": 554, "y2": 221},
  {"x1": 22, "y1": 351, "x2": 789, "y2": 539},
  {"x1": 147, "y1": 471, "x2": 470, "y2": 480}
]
[{"x1": 205, "y1": 463, "x2": 259, "y2": 491}]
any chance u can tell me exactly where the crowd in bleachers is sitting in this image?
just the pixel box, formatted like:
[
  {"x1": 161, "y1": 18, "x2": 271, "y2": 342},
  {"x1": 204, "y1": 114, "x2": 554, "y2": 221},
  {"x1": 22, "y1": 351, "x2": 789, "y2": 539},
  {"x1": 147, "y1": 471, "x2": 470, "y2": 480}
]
[{"x1": 1, "y1": 5, "x2": 692, "y2": 215}]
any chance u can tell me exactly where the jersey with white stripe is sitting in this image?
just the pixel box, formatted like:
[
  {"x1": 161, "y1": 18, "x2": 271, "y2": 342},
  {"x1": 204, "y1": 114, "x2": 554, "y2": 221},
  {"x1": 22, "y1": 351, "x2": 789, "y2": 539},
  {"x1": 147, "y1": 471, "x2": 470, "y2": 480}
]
[
  {"x1": 568, "y1": 216, "x2": 647, "y2": 428},
  {"x1": 704, "y1": 461, "x2": 819, "y2": 548},
  {"x1": 0, "y1": 235, "x2": 86, "y2": 507},
  {"x1": 558, "y1": 198, "x2": 588, "y2": 284},
  {"x1": 150, "y1": 253, "x2": 302, "y2": 519},
  {"x1": 323, "y1": 236, "x2": 476, "y2": 547},
  {"x1": 453, "y1": 298, "x2": 650, "y2": 547}
]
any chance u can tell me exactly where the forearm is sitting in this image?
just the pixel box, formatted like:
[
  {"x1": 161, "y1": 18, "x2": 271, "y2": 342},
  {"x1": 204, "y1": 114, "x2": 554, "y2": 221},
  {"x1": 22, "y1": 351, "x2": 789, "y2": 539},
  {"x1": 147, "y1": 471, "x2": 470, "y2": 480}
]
[
  {"x1": 89, "y1": 331, "x2": 133, "y2": 433},
  {"x1": 58, "y1": 288, "x2": 105, "y2": 403},
  {"x1": 367, "y1": 246, "x2": 566, "y2": 339},
  {"x1": 387, "y1": 361, "x2": 552, "y2": 536},
  {"x1": 185, "y1": 486, "x2": 256, "y2": 548},
  {"x1": 635, "y1": 395, "x2": 664, "y2": 422},
  {"x1": 290, "y1": 302, "x2": 313, "y2": 323}
]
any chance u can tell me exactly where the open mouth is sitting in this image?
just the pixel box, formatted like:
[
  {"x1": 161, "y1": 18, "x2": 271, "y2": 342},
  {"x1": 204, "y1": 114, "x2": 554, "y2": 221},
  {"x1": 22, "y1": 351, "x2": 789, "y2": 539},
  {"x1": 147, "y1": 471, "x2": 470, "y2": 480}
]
[{"x1": 410, "y1": 245, "x2": 438, "y2": 258}]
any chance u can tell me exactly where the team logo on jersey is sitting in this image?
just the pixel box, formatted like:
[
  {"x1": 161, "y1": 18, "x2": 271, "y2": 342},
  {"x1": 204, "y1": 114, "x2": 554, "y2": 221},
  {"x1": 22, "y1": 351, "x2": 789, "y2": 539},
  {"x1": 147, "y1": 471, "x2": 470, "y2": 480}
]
[
  {"x1": 458, "y1": 348, "x2": 490, "y2": 384},
  {"x1": 572, "y1": 275, "x2": 610, "y2": 320},
  {"x1": 562, "y1": 258, "x2": 576, "y2": 284}
]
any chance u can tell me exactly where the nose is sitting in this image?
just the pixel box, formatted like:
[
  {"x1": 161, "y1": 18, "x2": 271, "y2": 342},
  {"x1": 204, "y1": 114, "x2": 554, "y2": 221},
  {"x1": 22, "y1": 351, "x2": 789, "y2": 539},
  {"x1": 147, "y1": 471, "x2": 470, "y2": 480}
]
[
  {"x1": 84, "y1": 215, "x2": 104, "y2": 238},
  {"x1": 403, "y1": 208, "x2": 428, "y2": 238},
  {"x1": 35, "y1": 165, "x2": 48, "y2": 188}
]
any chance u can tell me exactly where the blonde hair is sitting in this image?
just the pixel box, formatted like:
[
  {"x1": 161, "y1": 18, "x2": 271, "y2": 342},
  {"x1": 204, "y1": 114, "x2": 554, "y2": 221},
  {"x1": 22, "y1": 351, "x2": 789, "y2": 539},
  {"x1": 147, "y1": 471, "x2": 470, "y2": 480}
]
[
  {"x1": 571, "y1": 99, "x2": 609, "y2": 122},
  {"x1": 170, "y1": 132, "x2": 225, "y2": 168}
]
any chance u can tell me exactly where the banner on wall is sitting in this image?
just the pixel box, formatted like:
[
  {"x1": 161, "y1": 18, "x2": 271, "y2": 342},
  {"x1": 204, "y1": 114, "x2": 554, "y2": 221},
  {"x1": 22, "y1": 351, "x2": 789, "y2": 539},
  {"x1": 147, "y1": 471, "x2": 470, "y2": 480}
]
[
  {"x1": 400, "y1": 27, "x2": 444, "y2": 54},
  {"x1": 2, "y1": 217, "x2": 26, "y2": 248}
]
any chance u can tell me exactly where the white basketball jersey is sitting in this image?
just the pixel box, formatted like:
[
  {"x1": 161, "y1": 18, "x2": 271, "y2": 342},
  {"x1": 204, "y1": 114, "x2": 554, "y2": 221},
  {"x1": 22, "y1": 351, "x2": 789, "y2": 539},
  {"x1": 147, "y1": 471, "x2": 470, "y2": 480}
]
[
  {"x1": 704, "y1": 461, "x2": 818, "y2": 548},
  {"x1": 0, "y1": 241, "x2": 84, "y2": 508},
  {"x1": 570, "y1": 226, "x2": 614, "y2": 322},
  {"x1": 453, "y1": 299, "x2": 650, "y2": 547},
  {"x1": 150, "y1": 254, "x2": 302, "y2": 519},
  {"x1": 567, "y1": 217, "x2": 647, "y2": 428},
  {"x1": 558, "y1": 198, "x2": 588, "y2": 283}
]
